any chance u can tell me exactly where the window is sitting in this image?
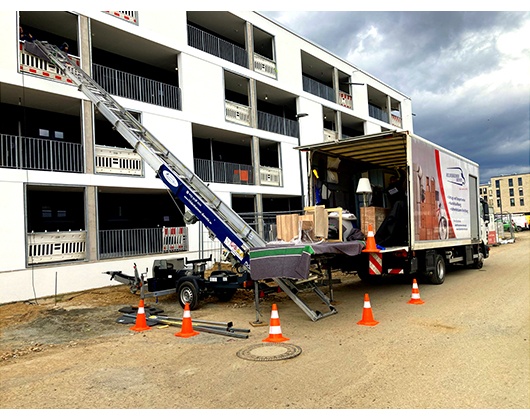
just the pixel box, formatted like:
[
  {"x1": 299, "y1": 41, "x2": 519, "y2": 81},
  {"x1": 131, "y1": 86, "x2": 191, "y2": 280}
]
[
  {"x1": 520, "y1": 198, "x2": 525, "y2": 206},
  {"x1": 495, "y1": 180, "x2": 500, "y2": 188},
  {"x1": 509, "y1": 188, "x2": 514, "y2": 197},
  {"x1": 508, "y1": 178, "x2": 513, "y2": 187},
  {"x1": 496, "y1": 189, "x2": 501, "y2": 197},
  {"x1": 497, "y1": 199, "x2": 501, "y2": 208},
  {"x1": 518, "y1": 177, "x2": 523, "y2": 186},
  {"x1": 510, "y1": 198, "x2": 515, "y2": 206},
  {"x1": 519, "y1": 188, "x2": 524, "y2": 196}
]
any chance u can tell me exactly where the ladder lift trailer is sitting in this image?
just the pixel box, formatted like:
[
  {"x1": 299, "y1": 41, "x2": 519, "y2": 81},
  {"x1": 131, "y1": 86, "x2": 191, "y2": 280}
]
[{"x1": 31, "y1": 40, "x2": 337, "y2": 322}]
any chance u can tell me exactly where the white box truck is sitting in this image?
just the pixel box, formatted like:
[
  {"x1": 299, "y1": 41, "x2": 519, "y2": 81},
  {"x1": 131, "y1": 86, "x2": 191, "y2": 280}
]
[{"x1": 298, "y1": 130, "x2": 491, "y2": 284}]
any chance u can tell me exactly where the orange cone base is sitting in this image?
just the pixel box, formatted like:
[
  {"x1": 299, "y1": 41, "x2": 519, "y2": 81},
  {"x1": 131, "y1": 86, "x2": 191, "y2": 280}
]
[
  {"x1": 130, "y1": 324, "x2": 151, "y2": 332},
  {"x1": 263, "y1": 335, "x2": 289, "y2": 343},
  {"x1": 407, "y1": 298, "x2": 424, "y2": 305},
  {"x1": 357, "y1": 319, "x2": 379, "y2": 326},
  {"x1": 175, "y1": 330, "x2": 199, "y2": 338}
]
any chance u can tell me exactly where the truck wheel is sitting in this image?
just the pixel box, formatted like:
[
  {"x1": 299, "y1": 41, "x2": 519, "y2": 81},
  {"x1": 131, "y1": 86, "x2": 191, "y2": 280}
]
[
  {"x1": 215, "y1": 289, "x2": 236, "y2": 302},
  {"x1": 424, "y1": 253, "x2": 445, "y2": 285},
  {"x1": 178, "y1": 281, "x2": 199, "y2": 310},
  {"x1": 473, "y1": 252, "x2": 484, "y2": 269}
]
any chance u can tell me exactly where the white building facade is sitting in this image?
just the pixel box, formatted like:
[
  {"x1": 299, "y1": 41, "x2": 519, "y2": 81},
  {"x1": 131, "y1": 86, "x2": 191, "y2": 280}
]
[{"x1": 0, "y1": 11, "x2": 413, "y2": 304}]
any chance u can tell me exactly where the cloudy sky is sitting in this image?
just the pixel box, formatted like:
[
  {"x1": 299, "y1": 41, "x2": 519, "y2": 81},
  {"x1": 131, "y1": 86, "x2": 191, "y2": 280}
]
[{"x1": 260, "y1": 8, "x2": 530, "y2": 185}]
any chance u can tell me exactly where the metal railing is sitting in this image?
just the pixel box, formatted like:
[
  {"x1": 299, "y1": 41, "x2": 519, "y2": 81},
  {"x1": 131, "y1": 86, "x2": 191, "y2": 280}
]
[
  {"x1": 0, "y1": 134, "x2": 83, "y2": 173},
  {"x1": 238, "y1": 212, "x2": 281, "y2": 243},
  {"x1": 27, "y1": 230, "x2": 87, "y2": 265},
  {"x1": 391, "y1": 114, "x2": 402, "y2": 128},
  {"x1": 92, "y1": 63, "x2": 181, "y2": 110},
  {"x1": 368, "y1": 104, "x2": 390, "y2": 124},
  {"x1": 302, "y1": 75, "x2": 335, "y2": 102},
  {"x1": 99, "y1": 226, "x2": 188, "y2": 259},
  {"x1": 194, "y1": 158, "x2": 255, "y2": 185},
  {"x1": 257, "y1": 111, "x2": 299, "y2": 137},
  {"x1": 188, "y1": 25, "x2": 248, "y2": 68}
]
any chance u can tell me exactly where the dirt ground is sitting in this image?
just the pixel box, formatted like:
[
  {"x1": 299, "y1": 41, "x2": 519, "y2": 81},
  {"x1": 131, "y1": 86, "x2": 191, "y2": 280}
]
[{"x1": 1, "y1": 234, "x2": 528, "y2": 410}]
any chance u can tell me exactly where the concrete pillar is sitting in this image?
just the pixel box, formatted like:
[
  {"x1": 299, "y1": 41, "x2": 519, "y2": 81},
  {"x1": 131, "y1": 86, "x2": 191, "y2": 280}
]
[{"x1": 79, "y1": 15, "x2": 97, "y2": 261}]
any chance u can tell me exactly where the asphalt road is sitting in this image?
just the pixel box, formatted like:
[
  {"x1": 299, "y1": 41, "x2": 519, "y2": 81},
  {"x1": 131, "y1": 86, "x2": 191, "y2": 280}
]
[{"x1": 1, "y1": 232, "x2": 529, "y2": 413}]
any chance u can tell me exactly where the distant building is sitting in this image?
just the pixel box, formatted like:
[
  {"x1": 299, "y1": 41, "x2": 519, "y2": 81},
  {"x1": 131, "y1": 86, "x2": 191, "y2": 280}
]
[{"x1": 481, "y1": 173, "x2": 530, "y2": 216}]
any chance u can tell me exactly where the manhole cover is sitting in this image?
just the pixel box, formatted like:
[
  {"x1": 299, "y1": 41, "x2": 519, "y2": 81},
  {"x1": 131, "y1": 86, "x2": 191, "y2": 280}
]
[{"x1": 236, "y1": 343, "x2": 302, "y2": 361}]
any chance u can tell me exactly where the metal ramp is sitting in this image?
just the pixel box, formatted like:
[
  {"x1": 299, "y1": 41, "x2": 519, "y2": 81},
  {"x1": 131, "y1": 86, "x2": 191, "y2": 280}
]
[{"x1": 32, "y1": 40, "x2": 337, "y2": 322}]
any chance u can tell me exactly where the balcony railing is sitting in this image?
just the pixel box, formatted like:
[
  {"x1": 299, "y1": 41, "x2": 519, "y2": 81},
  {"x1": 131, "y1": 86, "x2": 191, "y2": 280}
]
[
  {"x1": 92, "y1": 63, "x2": 181, "y2": 110},
  {"x1": 95, "y1": 145, "x2": 143, "y2": 175},
  {"x1": 225, "y1": 100, "x2": 251, "y2": 126},
  {"x1": 194, "y1": 158, "x2": 254, "y2": 185},
  {"x1": 302, "y1": 75, "x2": 335, "y2": 102},
  {"x1": 257, "y1": 111, "x2": 299, "y2": 137},
  {"x1": 391, "y1": 114, "x2": 402, "y2": 128},
  {"x1": 99, "y1": 226, "x2": 188, "y2": 259},
  {"x1": 104, "y1": 11, "x2": 138, "y2": 24},
  {"x1": 368, "y1": 104, "x2": 390, "y2": 124},
  {"x1": 27, "y1": 230, "x2": 87, "y2": 265},
  {"x1": 253, "y1": 53, "x2": 277, "y2": 79},
  {"x1": 259, "y1": 166, "x2": 282, "y2": 187},
  {"x1": 188, "y1": 25, "x2": 248, "y2": 68},
  {"x1": 19, "y1": 41, "x2": 79, "y2": 85},
  {"x1": 323, "y1": 129, "x2": 338, "y2": 142},
  {"x1": 339, "y1": 91, "x2": 353, "y2": 109},
  {"x1": 0, "y1": 134, "x2": 83, "y2": 173}
]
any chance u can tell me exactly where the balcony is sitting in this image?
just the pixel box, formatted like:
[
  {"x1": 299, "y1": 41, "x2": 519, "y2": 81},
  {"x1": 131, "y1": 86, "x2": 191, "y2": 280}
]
[
  {"x1": 194, "y1": 158, "x2": 254, "y2": 185},
  {"x1": 27, "y1": 230, "x2": 86, "y2": 265},
  {"x1": 19, "y1": 41, "x2": 78, "y2": 85},
  {"x1": 92, "y1": 64, "x2": 181, "y2": 110},
  {"x1": 187, "y1": 24, "x2": 248, "y2": 68},
  {"x1": 0, "y1": 134, "x2": 83, "y2": 173},
  {"x1": 257, "y1": 111, "x2": 299, "y2": 137},
  {"x1": 339, "y1": 91, "x2": 353, "y2": 109},
  {"x1": 98, "y1": 226, "x2": 188, "y2": 260},
  {"x1": 225, "y1": 100, "x2": 251, "y2": 126},
  {"x1": 302, "y1": 75, "x2": 335, "y2": 102},
  {"x1": 368, "y1": 103, "x2": 390, "y2": 124},
  {"x1": 95, "y1": 145, "x2": 143, "y2": 176},
  {"x1": 323, "y1": 129, "x2": 338, "y2": 142},
  {"x1": 259, "y1": 166, "x2": 282, "y2": 187},
  {"x1": 254, "y1": 53, "x2": 277, "y2": 79}
]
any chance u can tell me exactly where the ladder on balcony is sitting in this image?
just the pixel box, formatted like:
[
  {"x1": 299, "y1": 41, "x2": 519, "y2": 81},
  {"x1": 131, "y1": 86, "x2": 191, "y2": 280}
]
[{"x1": 31, "y1": 40, "x2": 336, "y2": 322}]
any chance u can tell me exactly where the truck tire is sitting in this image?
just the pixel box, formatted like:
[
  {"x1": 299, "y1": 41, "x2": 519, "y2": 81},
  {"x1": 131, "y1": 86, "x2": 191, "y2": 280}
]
[
  {"x1": 178, "y1": 280, "x2": 199, "y2": 310},
  {"x1": 424, "y1": 253, "x2": 445, "y2": 285},
  {"x1": 473, "y1": 252, "x2": 484, "y2": 269}
]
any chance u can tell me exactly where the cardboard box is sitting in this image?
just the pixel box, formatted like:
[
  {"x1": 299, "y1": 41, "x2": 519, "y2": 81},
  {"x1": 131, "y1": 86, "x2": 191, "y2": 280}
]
[{"x1": 360, "y1": 206, "x2": 389, "y2": 236}]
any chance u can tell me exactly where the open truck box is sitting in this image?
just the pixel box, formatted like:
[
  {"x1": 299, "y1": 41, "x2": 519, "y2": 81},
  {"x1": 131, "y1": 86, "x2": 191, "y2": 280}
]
[{"x1": 295, "y1": 130, "x2": 489, "y2": 283}]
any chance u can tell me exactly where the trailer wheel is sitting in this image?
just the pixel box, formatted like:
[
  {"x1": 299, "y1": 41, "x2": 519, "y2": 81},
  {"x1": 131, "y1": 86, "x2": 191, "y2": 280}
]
[
  {"x1": 178, "y1": 281, "x2": 199, "y2": 310},
  {"x1": 425, "y1": 253, "x2": 445, "y2": 285}
]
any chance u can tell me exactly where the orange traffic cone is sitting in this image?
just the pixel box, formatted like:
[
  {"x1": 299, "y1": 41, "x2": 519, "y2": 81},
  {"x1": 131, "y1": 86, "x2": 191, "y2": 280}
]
[
  {"x1": 407, "y1": 278, "x2": 425, "y2": 305},
  {"x1": 175, "y1": 303, "x2": 199, "y2": 338},
  {"x1": 263, "y1": 303, "x2": 289, "y2": 342},
  {"x1": 130, "y1": 299, "x2": 151, "y2": 332},
  {"x1": 357, "y1": 293, "x2": 379, "y2": 326},
  {"x1": 362, "y1": 224, "x2": 380, "y2": 253}
]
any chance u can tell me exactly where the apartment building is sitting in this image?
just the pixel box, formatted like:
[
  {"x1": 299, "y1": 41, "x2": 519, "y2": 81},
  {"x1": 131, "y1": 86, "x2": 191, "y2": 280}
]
[
  {"x1": 480, "y1": 172, "x2": 530, "y2": 216},
  {"x1": 0, "y1": 11, "x2": 413, "y2": 304}
]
